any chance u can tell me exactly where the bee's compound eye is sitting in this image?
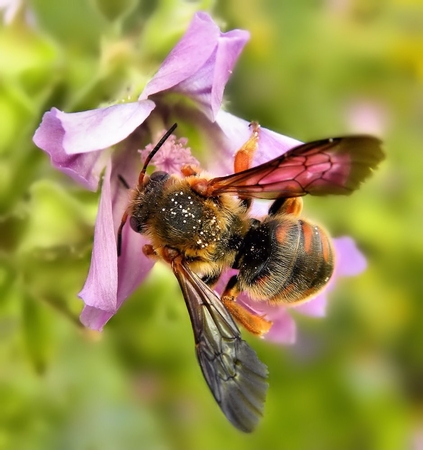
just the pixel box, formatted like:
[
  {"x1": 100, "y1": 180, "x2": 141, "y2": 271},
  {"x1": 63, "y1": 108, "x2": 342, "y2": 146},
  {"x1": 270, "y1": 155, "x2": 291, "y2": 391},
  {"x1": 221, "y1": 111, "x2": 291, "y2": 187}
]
[
  {"x1": 129, "y1": 216, "x2": 142, "y2": 233},
  {"x1": 150, "y1": 171, "x2": 169, "y2": 182}
]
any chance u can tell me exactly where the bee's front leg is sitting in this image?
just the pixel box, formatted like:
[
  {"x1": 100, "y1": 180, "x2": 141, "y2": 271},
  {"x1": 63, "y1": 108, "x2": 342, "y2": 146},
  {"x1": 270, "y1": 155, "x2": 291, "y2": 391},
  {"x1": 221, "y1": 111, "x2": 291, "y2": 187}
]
[{"x1": 142, "y1": 244, "x2": 161, "y2": 261}]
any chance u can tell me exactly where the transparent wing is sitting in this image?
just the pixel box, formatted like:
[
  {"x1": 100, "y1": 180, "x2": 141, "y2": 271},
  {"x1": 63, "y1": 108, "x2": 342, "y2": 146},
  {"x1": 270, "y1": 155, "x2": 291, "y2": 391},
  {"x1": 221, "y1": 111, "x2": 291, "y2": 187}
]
[
  {"x1": 171, "y1": 258, "x2": 268, "y2": 433},
  {"x1": 207, "y1": 136, "x2": 384, "y2": 199}
]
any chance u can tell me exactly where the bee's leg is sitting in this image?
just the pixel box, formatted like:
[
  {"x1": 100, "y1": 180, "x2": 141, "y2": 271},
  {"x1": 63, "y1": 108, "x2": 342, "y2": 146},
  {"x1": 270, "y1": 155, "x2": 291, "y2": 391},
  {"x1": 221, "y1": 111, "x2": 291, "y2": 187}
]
[
  {"x1": 221, "y1": 275, "x2": 272, "y2": 336},
  {"x1": 142, "y1": 244, "x2": 161, "y2": 260},
  {"x1": 181, "y1": 165, "x2": 202, "y2": 177},
  {"x1": 233, "y1": 121, "x2": 261, "y2": 173},
  {"x1": 268, "y1": 197, "x2": 303, "y2": 217}
]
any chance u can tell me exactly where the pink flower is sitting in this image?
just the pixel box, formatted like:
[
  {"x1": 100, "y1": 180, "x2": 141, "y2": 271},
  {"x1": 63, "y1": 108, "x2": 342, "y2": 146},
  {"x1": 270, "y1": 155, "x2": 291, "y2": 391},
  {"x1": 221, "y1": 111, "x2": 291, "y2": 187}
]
[{"x1": 33, "y1": 12, "x2": 367, "y2": 338}]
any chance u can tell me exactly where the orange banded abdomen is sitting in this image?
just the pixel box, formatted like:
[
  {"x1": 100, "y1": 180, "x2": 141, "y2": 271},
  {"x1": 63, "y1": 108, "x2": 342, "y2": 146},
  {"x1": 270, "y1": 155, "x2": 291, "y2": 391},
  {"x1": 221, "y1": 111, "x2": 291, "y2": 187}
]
[{"x1": 237, "y1": 215, "x2": 334, "y2": 304}]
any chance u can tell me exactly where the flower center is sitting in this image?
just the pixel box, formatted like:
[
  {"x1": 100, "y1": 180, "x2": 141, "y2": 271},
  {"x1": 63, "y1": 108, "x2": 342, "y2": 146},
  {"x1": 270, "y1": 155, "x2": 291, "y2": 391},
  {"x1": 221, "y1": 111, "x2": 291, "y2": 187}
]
[{"x1": 139, "y1": 131, "x2": 199, "y2": 175}]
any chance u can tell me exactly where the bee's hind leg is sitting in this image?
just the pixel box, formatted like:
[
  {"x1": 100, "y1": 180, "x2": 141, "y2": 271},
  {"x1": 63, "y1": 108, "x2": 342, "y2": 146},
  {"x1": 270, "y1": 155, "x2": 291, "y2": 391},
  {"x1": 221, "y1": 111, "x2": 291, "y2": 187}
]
[
  {"x1": 268, "y1": 197, "x2": 303, "y2": 216},
  {"x1": 221, "y1": 274, "x2": 272, "y2": 337}
]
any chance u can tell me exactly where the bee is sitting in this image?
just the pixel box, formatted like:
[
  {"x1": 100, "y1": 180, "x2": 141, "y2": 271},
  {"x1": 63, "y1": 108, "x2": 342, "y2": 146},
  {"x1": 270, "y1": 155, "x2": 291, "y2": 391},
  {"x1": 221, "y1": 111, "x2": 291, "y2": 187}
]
[{"x1": 117, "y1": 122, "x2": 384, "y2": 432}]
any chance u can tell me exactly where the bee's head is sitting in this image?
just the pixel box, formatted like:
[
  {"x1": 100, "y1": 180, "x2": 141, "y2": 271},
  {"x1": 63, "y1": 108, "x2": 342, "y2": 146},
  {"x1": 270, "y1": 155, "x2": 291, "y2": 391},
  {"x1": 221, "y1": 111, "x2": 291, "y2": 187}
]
[
  {"x1": 117, "y1": 124, "x2": 177, "y2": 256},
  {"x1": 141, "y1": 170, "x2": 170, "y2": 191},
  {"x1": 128, "y1": 170, "x2": 171, "y2": 234}
]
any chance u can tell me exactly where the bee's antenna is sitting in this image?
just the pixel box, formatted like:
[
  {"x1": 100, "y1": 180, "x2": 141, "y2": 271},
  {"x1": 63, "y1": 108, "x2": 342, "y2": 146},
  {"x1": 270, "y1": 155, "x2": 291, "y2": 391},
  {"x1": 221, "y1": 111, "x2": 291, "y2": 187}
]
[{"x1": 138, "y1": 123, "x2": 178, "y2": 185}]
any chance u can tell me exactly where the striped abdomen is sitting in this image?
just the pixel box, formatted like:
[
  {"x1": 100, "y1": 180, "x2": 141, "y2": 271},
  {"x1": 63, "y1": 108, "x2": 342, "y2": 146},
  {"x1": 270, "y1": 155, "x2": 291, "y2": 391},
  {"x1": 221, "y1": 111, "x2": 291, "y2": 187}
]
[{"x1": 236, "y1": 215, "x2": 334, "y2": 304}]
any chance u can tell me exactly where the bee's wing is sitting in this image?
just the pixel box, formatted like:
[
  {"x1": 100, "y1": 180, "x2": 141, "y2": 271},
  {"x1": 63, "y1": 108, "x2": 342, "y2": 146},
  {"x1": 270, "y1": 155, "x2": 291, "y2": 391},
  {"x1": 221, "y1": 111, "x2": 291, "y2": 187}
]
[
  {"x1": 208, "y1": 136, "x2": 384, "y2": 199},
  {"x1": 171, "y1": 258, "x2": 268, "y2": 433}
]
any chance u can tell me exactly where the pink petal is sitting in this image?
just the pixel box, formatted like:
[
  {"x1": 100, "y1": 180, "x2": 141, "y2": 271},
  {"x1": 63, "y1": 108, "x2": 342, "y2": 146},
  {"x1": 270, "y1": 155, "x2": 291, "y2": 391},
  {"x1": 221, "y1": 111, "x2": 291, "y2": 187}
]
[
  {"x1": 294, "y1": 294, "x2": 328, "y2": 317},
  {"x1": 211, "y1": 110, "x2": 301, "y2": 175},
  {"x1": 79, "y1": 148, "x2": 155, "y2": 331},
  {"x1": 78, "y1": 161, "x2": 119, "y2": 320},
  {"x1": 115, "y1": 208, "x2": 154, "y2": 305},
  {"x1": 141, "y1": 12, "x2": 249, "y2": 120},
  {"x1": 333, "y1": 236, "x2": 367, "y2": 277},
  {"x1": 210, "y1": 30, "x2": 249, "y2": 118},
  {"x1": 79, "y1": 224, "x2": 153, "y2": 332},
  {"x1": 173, "y1": 27, "x2": 249, "y2": 120},
  {"x1": 141, "y1": 12, "x2": 220, "y2": 98},
  {"x1": 80, "y1": 305, "x2": 115, "y2": 331},
  {"x1": 33, "y1": 113, "x2": 106, "y2": 191},
  {"x1": 43, "y1": 101, "x2": 155, "y2": 154},
  {"x1": 33, "y1": 101, "x2": 155, "y2": 190},
  {"x1": 263, "y1": 309, "x2": 297, "y2": 344}
]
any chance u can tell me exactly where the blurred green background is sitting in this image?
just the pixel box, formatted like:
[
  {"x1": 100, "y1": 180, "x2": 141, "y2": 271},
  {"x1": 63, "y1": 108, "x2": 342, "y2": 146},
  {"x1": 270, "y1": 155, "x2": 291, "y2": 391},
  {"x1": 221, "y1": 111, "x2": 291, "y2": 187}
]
[{"x1": 0, "y1": 0, "x2": 421, "y2": 448}]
